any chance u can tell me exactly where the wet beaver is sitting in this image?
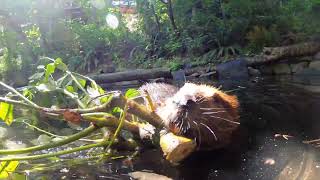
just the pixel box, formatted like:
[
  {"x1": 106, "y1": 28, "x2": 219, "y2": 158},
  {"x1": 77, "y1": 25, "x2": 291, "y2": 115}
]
[{"x1": 139, "y1": 83, "x2": 239, "y2": 150}]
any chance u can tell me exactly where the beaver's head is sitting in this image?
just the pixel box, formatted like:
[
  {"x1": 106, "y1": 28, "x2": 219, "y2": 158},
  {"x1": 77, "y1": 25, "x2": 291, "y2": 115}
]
[{"x1": 156, "y1": 83, "x2": 240, "y2": 149}]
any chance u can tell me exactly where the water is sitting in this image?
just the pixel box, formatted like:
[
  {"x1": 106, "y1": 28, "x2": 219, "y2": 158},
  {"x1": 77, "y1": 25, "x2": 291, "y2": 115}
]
[{"x1": 3, "y1": 76, "x2": 320, "y2": 179}]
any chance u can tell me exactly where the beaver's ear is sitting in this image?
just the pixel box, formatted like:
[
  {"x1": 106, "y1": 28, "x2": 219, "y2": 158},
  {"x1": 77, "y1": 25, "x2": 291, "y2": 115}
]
[{"x1": 213, "y1": 91, "x2": 239, "y2": 118}]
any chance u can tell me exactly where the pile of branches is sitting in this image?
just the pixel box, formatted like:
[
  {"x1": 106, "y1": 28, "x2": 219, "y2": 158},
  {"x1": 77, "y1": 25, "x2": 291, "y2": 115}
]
[{"x1": 0, "y1": 58, "x2": 194, "y2": 178}]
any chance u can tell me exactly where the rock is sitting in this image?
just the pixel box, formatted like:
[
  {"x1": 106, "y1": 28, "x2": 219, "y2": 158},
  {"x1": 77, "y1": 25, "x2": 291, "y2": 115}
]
[
  {"x1": 290, "y1": 62, "x2": 309, "y2": 74},
  {"x1": 313, "y1": 51, "x2": 320, "y2": 60},
  {"x1": 129, "y1": 171, "x2": 172, "y2": 180},
  {"x1": 172, "y1": 70, "x2": 186, "y2": 85},
  {"x1": 272, "y1": 64, "x2": 291, "y2": 75},
  {"x1": 36, "y1": 134, "x2": 52, "y2": 145},
  {"x1": 199, "y1": 71, "x2": 217, "y2": 78},
  {"x1": 216, "y1": 59, "x2": 248, "y2": 80},
  {"x1": 248, "y1": 67, "x2": 261, "y2": 76},
  {"x1": 189, "y1": 72, "x2": 200, "y2": 77},
  {"x1": 259, "y1": 65, "x2": 273, "y2": 75},
  {"x1": 0, "y1": 127, "x2": 8, "y2": 139},
  {"x1": 309, "y1": 61, "x2": 320, "y2": 70},
  {"x1": 5, "y1": 140, "x2": 26, "y2": 150}
]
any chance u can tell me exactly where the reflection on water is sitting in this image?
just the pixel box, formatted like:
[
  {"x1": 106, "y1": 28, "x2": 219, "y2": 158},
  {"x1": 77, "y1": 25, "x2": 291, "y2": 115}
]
[{"x1": 5, "y1": 76, "x2": 320, "y2": 179}]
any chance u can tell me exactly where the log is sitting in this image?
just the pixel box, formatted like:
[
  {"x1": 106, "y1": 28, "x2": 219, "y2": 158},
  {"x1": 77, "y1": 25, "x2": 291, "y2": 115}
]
[
  {"x1": 90, "y1": 68, "x2": 172, "y2": 84},
  {"x1": 99, "y1": 80, "x2": 143, "y2": 90},
  {"x1": 247, "y1": 41, "x2": 320, "y2": 66}
]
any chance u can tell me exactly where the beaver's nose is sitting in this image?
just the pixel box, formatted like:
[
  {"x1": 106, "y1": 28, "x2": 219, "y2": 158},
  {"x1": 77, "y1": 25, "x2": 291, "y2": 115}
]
[{"x1": 179, "y1": 100, "x2": 194, "y2": 110}]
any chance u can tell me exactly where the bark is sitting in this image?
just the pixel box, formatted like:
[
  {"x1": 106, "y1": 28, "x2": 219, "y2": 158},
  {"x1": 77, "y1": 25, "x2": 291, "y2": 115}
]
[
  {"x1": 167, "y1": 0, "x2": 177, "y2": 31},
  {"x1": 150, "y1": 2, "x2": 161, "y2": 32},
  {"x1": 247, "y1": 41, "x2": 320, "y2": 66},
  {"x1": 91, "y1": 68, "x2": 172, "y2": 84}
]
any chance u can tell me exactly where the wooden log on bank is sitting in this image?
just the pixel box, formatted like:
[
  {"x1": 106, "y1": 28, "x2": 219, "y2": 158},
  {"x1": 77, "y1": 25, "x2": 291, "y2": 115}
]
[
  {"x1": 90, "y1": 68, "x2": 172, "y2": 84},
  {"x1": 247, "y1": 41, "x2": 320, "y2": 66}
]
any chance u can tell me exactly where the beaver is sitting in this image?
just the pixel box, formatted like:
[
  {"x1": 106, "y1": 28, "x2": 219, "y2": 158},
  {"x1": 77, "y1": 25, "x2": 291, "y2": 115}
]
[{"x1": 139, "y1": 82, "x2": 240, "y2": 150}]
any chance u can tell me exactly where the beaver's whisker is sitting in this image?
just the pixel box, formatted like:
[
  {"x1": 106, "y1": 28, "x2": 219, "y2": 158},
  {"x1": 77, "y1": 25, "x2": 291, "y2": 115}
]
[
  {"x1": 200, "y1": 123, "x2": 218, "y2": 141},
  {"x1": 200, "y1": 107, "x2": 227, "y2": 110},
  {"x1": 202, "y1": 111, "x2": 226, "y2": 115},
  {"x1": 197, "y1": 99, "x2": 208, "y2": 104},
  {"x1": 192, "y1": 120, "x2": 202, "y2": 148},
  {"x1": 179, "y1": 118, "x2": 185, "y2": 134},
  {"x1": 209, "y1": 115, "x2": 240, "y2": 125},
  {"x1": 196, "y1": 97, "x2": 205, "y2": 103}
]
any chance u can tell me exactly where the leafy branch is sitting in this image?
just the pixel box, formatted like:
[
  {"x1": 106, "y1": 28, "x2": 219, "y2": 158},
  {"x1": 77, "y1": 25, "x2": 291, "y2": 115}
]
[{"x1": 0, "y1": 58, "x2": 194, "y2": 178}]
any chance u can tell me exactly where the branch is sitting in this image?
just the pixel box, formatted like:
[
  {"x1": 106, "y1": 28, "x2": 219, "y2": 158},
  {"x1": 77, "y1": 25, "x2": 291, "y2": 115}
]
[
  {"x1": 0, "y1": 97, "x2": 31, "y2": 108},
  {"x1": 81, "y1": 113, "x2": 140, "y2": 134},
  {"x1": 0, "y1": 141, "x2": 108, "y2": 161},
  {"x1": 0, "y1": 81, "x2": 40, "y2": 108},
  {"x1": 0, "y1": 125, "x2": 99, "y2": 155}
]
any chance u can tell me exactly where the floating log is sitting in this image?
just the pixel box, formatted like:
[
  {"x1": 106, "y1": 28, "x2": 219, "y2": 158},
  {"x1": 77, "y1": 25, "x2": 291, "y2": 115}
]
[
  {"x1": 247, "y1": 41, "x2": 320, "y2": 66},
  {"x1": 91, "y1": 68, "x2": 172, "y2": 84}
]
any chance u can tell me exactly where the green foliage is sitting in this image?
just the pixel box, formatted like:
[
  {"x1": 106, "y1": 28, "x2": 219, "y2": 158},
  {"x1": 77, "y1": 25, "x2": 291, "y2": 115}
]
[
  {"x1": 125, "y1": 88, "x2": 140, "y2": 99},
  {"x1": 168, "y1": 61, "x2": 184, "y2": 71},
  {"x1": 0, "y1": 102, "x2": 14, "y2": 126},
  {"x1": 0, "y1": 161, "x2": 19, "y2": 179},
  {"x1": 0, "y1": 0, "x2": 319, "y2": 77},
  {"x1": 246, "y1": 26, "x2": 280, "y2": 52}
]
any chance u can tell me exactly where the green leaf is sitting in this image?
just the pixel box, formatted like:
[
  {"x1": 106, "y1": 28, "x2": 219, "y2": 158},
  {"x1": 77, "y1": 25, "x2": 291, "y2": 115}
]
[
  {"x1": 125, "y1": 89, "x2": 140, "y2": 99},
  {"x1": 78, "y1": 78, "x2": 86, "y2": 88},
  {"x1": 54, "y1": 58, "x2": 68, "y2": 71},
  {"x1": 9, "y1": 173, "x2": 26, "y2": 180},
  {"x1": 0, "y1": 102, "x2": 14, "y2": 126},
  {"x1": 0, "y1": 161, "x2": 19, "y2": 179},
  {"x1": 45, "y1": 63, "x2": 56, "y2": 81},
  {"x1": 23, "y1": 89, "x2": 34, "y2": 100},
  {"x1": 66, "y1": 86, "x2": 74, "y2": 93},
  {"x1": 100, "y1": 94, "x2": 113, "y2": 104},
  {"x1": 112, "y1": 107, "x2": 123, "y2": 114},
  {"x1": 98, "y1": 86, "x2": 105, "y2": 94}
]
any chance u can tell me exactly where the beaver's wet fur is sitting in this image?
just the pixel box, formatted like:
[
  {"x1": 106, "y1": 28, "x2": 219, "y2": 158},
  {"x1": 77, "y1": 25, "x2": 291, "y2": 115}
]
[{"x1": 139, "y1": 82, "x2": 240, "y2": 150}]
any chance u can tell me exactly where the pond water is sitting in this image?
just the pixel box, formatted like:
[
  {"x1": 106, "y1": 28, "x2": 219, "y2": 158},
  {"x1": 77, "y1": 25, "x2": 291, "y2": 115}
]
[{"x1": 3, "y1": 76, "x2": 320, "y2": 180}]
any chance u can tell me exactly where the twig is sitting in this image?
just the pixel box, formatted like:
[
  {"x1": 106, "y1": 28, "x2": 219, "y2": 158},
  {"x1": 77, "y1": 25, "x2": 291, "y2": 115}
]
[
  {"x1": 22, "y1": 121, "x2": 64, "y2": 138},
  {"x1": 143, "y1": 90, "x2": 155, "y2": 111},
  {"x1": 105, "y1": 104, "x2": 128, "y2": 151},
  {"x1": 0, "y1": 141, "x2": 108, "y2": 161},
  {"x1": 67, "y1": 71, "x2": 88, "y2": 96},
  {"x1": 0, "y1": 125, "x2": 99, "y2": 155},
  {"x1": 0, "y1": 97, "x2": 32, "y2": 108},
  {"x1": 72, "y1": 72, "x2": 99, "y2": 90},
  {"x1": 81, "y1": 113, "x2": 139, "y2": 134},
  {"x1": 0, "y1": 81, "x2": 39, "y2": 108}
]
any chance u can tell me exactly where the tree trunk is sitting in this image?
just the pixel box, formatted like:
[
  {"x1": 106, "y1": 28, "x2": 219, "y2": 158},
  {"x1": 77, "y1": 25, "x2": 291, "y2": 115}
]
[
  {"x1": 150, "y1": 2, "x2": 161, "y2": 32},
  {"x1": 247, "y1": 41, "x2": 320, "y2": 66},
  {"x1": 167, "y1": 0, "x2": 177, "y2": 31}
]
